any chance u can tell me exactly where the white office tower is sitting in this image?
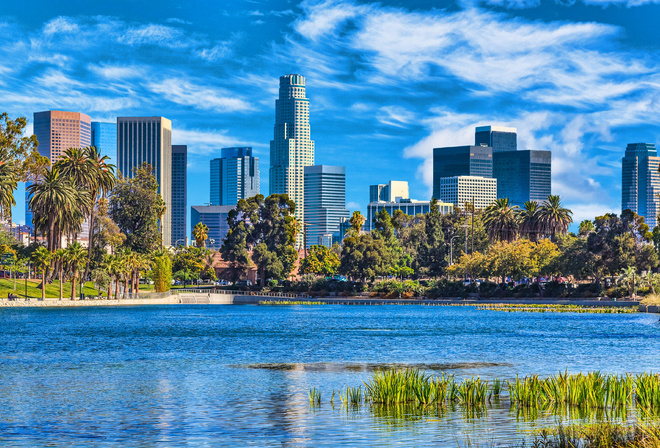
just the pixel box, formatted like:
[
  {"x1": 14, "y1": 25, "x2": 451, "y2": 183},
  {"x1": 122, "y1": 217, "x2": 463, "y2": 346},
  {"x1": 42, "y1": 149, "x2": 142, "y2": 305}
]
[{"x1": 269, "y1": 74, "x2": 315, "y2": 247}]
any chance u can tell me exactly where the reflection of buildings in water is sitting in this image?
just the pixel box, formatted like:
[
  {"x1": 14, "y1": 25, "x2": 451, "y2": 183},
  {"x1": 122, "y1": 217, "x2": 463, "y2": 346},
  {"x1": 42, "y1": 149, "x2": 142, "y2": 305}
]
[{"x1": 263, "y1": 368, "x2": 312, "y2": 445}]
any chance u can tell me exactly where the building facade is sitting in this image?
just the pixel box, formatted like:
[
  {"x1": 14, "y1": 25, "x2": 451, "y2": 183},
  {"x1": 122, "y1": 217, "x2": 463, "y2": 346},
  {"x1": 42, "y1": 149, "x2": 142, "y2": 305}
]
[
  {"x1": 439, "y1": 176, "x2": 497, "y2": 210},
  {"x1": 191, "y1": 205, "x2": 235, "y2": 248},
  {"x1": 475, "y1": 125, "x2": 517, "y2": 152},
  {"x1": 28, "y1": 110, "x2": 92, "y2": 227},
  {"x1": 210, "y1": 147, "x2": 259, "y2": 206},
  {"x1": 366, "y1": 200, "x2": 453, "y2": 232},
  {"x1": 493, "y1": 150, "x2": 551, "y2": 206},
  {"x1": 369, "y1": 181, "x2": 409, "y2": 203},
  {"x1": 91, "y1": 121, "x2": 117, "y2": 163},
  {"x1": 269, "y1": 74, "x2": 315, "y2": 247},
  {"x1": 303, "y1": 165, "x2": 349, "y2": 248},
  {"x1": 622, "y1": 143, "x2": 660, "y2": 229},
  {"x1": 432, "y1": 146, "x2": 493, "y2": 199},
  {"x1": 171, "y1": 145, "x2": 187, "y2": 246},
  {"x1": 117, "y1": 116, "x2": 173, "y2": 246}
]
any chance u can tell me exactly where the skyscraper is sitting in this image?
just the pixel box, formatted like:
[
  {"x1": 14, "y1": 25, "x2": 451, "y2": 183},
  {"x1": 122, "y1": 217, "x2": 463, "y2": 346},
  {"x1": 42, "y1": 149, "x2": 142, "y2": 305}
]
[
  {"x1": 171, "y1": 145, "x2": 187, "y2": 246},
  {"x1": 117, "y1": 116, "x2": 173, "y2": 246},
  {"x1": 439, "y1": 176, "x2": 498, "y2": 210},
  {"x1": 303, "y1": 165, "x2": 349, "y2": 248},
  {"x1": 269, "y1": 74, "x2": 315, "y2": 247},
  {"x1": 369, "y1": 181, "x2": 409, "y2": 203},
  {"x1": 210, "y1": 147, "x2": 259, "y2": 206},
  {"x1": 493, "y1": 150, "x2": 551, "y2": 206},
  {"x1": 432, "y1": 146, "x2": 492, "y2": 199},
  {"x1": 28, "y1": 110, "x2": 91, "y2": 227},
  {"x1": 91, "y1": 122, "x2": 117, "y2": 162},
  {"x1": 191, "y1": 205, "x2": 235, "y2": 248},
  {"x1": 475, "y1": 125, "x2": 517, "y2": 152},
  {"x1": 622, "y1": 143, "x2": 660, "y2": 229}
]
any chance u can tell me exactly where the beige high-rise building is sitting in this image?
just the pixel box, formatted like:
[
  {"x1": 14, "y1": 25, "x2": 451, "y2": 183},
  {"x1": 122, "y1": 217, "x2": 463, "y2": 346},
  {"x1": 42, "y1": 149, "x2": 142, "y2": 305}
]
[
  {"x1": 117, "y1": 117, "x2": 173, "y2": 246},
  {"x1": 269, "y1": 74, "x2": 315, "y2": 247},
  {"x1": 28, "y1": 110, "x2": 92, "y2": 229}
]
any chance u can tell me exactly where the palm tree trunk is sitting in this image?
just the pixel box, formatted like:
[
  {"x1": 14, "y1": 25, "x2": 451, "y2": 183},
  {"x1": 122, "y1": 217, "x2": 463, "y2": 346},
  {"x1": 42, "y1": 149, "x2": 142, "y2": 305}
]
[
  {"x1": 59, "y1": 267, "x2": 63, "y2": 300},
  {"x1": 135, "y1": 270, "x2": 140, "y2": 294},
  {"x1": 83, "y1": 200, "x2": 96, "y2": 285},
  {"x1": 107, "y1": 280, "x2": 112, "y2": 300},
  {"x1": 41, "y1": 268, "x2": 46, "y2": 301},
  {"x1": 71, "y1": 272, "x2": 77, "y2": 300}
]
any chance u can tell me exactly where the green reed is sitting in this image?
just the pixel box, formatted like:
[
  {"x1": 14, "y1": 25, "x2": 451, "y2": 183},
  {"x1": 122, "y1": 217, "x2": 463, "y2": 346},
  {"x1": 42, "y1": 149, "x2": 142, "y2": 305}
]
[
  {"x1": 477, "y1": 303, "x2": 636, "y2": 314},
  {"x1": 309, "y1": 387, "x2": 321, "y2": 405}
]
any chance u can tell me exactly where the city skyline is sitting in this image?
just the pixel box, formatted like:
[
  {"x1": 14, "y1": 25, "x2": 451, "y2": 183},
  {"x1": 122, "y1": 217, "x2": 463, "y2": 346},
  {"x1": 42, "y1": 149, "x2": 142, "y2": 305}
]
[{"x1": 2, "y1": 0, "x2": 660, "y2": 229}]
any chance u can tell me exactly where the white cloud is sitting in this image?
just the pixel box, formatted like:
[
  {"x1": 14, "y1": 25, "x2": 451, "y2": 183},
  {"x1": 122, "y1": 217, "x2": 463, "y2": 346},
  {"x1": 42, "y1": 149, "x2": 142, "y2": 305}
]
[
  {"x1": 119, "y1": 24, "x2": 187, "y2": 48},
  {"x1": 486, "y1": 0, "x2": 541, "y2": 7},
  {"x1": 147, "y1": 78, "x2": 252, "y2": 113},
  {"x1": 88, "y1": 63, "x2": 145, "y2": 79},
  {"x1": 294, "y1": 0, "x2": 365, "y2": 41},
  {"x1": 43, "y1": 16, "x2": 80, "y2": 35}
]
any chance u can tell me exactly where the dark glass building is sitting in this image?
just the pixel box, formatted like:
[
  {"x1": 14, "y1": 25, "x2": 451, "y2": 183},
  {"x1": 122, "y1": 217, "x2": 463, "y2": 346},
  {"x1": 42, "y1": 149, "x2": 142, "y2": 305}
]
[
  {"x1": 622, "y1": 143, "x2": 660, "y2": 229},
  {"x1": 171, "y1": 145, "x2": 187, "y2": 246},
  {"x1": 210, "y1": 147, "x2": 259, "y2": 206},
  {"x1": 493, "y1": 150, "x2": 551, "y2": 206},
  {"x1": 432, "y1": 145, "x2": 492, "y2": 199},
  {"x1": 475, "y1": 125, "x2": 517, "y2": 153}
]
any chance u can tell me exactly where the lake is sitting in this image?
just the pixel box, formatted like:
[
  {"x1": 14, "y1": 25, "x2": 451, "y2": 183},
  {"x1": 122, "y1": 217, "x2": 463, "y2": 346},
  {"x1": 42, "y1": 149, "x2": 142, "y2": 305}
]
[{"x1": 0, "y1": 305, "x2": 658, "y2": 446}]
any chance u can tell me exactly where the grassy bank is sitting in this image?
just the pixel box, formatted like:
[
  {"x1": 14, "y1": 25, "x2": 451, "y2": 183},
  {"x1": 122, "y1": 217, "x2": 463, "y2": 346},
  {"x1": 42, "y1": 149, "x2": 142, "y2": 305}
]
[{"x1": 0, "y1": 278, "x2": 158, "y2": 300}]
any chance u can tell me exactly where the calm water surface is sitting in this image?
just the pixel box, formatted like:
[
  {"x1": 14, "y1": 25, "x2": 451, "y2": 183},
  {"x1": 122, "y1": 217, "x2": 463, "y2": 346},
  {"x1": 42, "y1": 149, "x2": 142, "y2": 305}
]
[{"x1": 0, "y1": 305, "x2": 658, "y2": 446}]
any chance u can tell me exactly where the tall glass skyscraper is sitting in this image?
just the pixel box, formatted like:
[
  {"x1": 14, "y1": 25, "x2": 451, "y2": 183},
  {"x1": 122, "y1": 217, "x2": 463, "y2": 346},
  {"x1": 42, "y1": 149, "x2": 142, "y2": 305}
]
[
  {"x1": 303, "y1": 165, "x2": 349, "y2": 248},
  {"x1": 171, "y1": 145, "x2": 187, "y2": 246},
  {"x1": 432, "y1": 146, "x2": 492, "y2": 200},
  {"x1": 475, "y1": 126, "x2": 517, "y2": 153},
  {"x1": 269, "y1": 74, "x2": 315, "y2": 247},
  {"x1": 622, "y1": 143, "x2": 660, "y2": 229},
  {"x1": 27, "y1": 110, "x2": 91, "y2": 227},
  {"x1": 117, "y1": 116, "x2": 173, "y2": 246},
  {"x1": 210, "y1": 147, "x2": 259, "y2": 206},
  {"x1": 91, "y1": 122, "x2": 117, "y2": 163},
  {"x1": 493, "y1": 150, "x2": 551, "y2": 207}
]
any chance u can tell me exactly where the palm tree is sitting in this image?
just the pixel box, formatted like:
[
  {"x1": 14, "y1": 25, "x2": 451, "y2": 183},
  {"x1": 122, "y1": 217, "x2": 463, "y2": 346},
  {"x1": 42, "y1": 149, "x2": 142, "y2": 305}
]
[
  {"x1": 539, "y1": 195, "x2": 573, "y2": 241},
  {"x1": 56, "y1": 146, "x2": 116, "y2": 280},
  {"x1": 0, "y1": 149, "x2": 17, "y2": 222},
  {"x1": 66, "y1": 242, "x2": 87, "y2": 300},
  {"x1": 31, "y1": 246, "x2": 51, "y2": 301},
  {"x1": 618, "y1": 266, "x2": 639, "y2": 298},
  {"x1": 193, "y1": 222, "x2": 209, "y2": 248},
  {"x1": 482, "y1": 198, "x2": 520, "y2": 242},
  {"x1": 519, "y1": 201, "x2": 541, "y2": 242},
  {"x1": 107, "y1": 254, "x2": 125, "y2": 300},
  {"x1": 52, "y1": 248, "x2": 67, "y2": 300},
  {"x1": 27, "y1": 167, "x2": 89, "y2": 252}
]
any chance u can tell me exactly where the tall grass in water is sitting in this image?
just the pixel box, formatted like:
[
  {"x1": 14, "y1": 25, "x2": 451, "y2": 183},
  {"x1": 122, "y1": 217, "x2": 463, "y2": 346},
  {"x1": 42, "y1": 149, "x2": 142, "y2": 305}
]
[
  {"x1": 532, "y1": 422, "x2": 660, "y2": 448},
  {"x1": 636, "y1": 373, "x2": 660, "y2": 416},
  {"x1": 362, "y1": 369, "x2": 455, "y2": 406},
  {"x1": 308, "y1": 387, "x2": 321, "y2": 405}
]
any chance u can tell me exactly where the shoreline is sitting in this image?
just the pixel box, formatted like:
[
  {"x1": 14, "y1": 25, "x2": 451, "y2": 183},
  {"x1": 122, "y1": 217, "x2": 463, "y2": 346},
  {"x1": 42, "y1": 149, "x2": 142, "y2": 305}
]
[{"x1": 1, "y1": 293, "x2": 655, "y2": 313}]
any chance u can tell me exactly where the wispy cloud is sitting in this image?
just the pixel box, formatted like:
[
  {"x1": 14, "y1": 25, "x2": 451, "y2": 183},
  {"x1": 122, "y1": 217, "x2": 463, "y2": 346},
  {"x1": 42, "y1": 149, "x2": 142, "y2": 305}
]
[{"x1": 147, "y1": 78, "x2": 252, "y2": 113}]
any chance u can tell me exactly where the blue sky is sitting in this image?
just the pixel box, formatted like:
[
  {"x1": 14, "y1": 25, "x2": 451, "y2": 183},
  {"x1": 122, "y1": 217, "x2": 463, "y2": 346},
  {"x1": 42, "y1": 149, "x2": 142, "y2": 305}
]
[{"x1": 2, "y1": 0, "x2": 660, "y2": 232}]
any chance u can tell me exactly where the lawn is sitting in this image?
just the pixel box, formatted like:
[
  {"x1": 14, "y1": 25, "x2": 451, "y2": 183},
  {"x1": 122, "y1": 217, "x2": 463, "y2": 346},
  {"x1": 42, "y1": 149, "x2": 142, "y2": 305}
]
[{"x1": 0, "y1": 278, "x2": 157, "y2": 300}]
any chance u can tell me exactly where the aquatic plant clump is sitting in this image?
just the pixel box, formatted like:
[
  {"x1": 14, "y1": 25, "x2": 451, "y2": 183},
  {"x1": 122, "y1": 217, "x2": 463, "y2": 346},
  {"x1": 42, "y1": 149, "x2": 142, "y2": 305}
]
[
  {"x1": 477, "y1": 303, "x2": 636, "y2": 314},
  {"x1": 317, "y1": 369, "x2": 660, "y2": 418},
  {"x1": 259, "y1": 300, "x2": 327, "y2": 305},
  {"x1": 531, "y1": 422, "x2": 660, "y2": 448}
]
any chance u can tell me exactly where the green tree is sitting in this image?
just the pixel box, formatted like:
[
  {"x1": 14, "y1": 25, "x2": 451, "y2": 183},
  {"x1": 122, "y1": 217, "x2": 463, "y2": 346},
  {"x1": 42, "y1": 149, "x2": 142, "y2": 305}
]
[
  {"x1": 31, "y1": 246, "x2": 51, "y2": 301},
  {"x1": 346, "y1": 211, "x2": 365, "y2": 238},
  {"x1": 27, "y1": 167, "x2": 89, "y2": 252},
  {"x1": 52, "y1": 248, "x2": 67, "y2": 300},
  {"x1": 421, "y1": 198, "x2": 446, "y2": 277},
  {"x1": 152, "y1": 251, "x2": 172, "y2": 293},
  {"x1": 539, "y1": 195, "x2": 573, "y2": 241},
  {"x1": 220, "y1": 194, "x2": 298, "y2": 287},
  {"x1": 193, "y1": 222, "x2": 209, "y2": 248},
  {"x1": 110, "y1": 163, "x2": 166, "y2": 253},
  {"x1": 173, "y1": 246, "x2": 209, "y2": 287},
  {"x1": 66, "y1": 242, "x2": 87, "y2": 299},
  {"x1": 300, "y1": 245, "x2": 340, "y2": 277},
  {"x1": 56, "y1": 146, "x2": 116, "y2": 279},
  {"x1": 578, "y1": 219, "x2": 595, "y2": 237},
  {"x1": 483, "y1": 198, "x2": 519, "y2": 242},
  {"x1": 340, "y1": 233, "x2": 392, "y2": 282},
  {"x1": 519, "y1": 201, "x2": 541, "y2": 242}
]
